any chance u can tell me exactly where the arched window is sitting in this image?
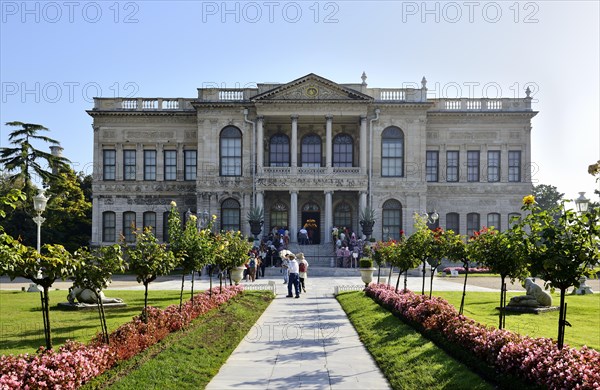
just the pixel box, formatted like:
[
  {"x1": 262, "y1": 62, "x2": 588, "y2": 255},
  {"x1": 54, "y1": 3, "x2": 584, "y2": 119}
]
[
  {"x1": 466, "y1": 213, "x2": 480, "y2": 236},
  {"x1": 508, "y1": 213, "x2": 521, "y2": 228},
  {"x1": 301, "y1": 134, "x2": 321, "y2": 167},
  {"x1": 381, "y1": 127, "x2": 404, "y2": 177},
  {"x1": 221, "y1": 198, "x2": 240, "y2": 231},
  {"x1": 143, "y1": 211, "x2": 157, "y2": 235},
  {"x1": 220, "y1": 126, "x2": 242, "y2": 176},
  {"x1": 382, "y1": 199, "x2": 402, "y2": 241},
  {"x1": 446, "y1": 212, "x2": 459, "y2": 234},
  {"x1": 102, "y1": 211, "x2": 116, "y2": 242},
  {"x1": 270, "y1": 201, "x2": 288, "y2": 230},
  {"x1": 333, "y1": 201, "x2": 352, "y2": 229},
  {"x1": 122, "y1": 211, "x2": 136, "y2": 243},
  {"x1": 487, "y1": 213, "x2": 501, "y2": 230},
  {"x1": 270, "y1": 133, "x2": 290, "y2": 167},
  {"x1": 333, "y1": 134, "x2": 353, "y2": 167}
]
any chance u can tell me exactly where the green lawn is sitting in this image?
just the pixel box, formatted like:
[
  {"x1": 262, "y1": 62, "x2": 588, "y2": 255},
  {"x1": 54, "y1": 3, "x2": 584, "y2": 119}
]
[
  {"x1": 337, "y1": 291, "x2": 496, "y2": 390},
  {"x1": 0, "y1": 290, "x2": 182, "y2": 355},
  {"x1": 432, "y1": 291, "x2": 600, "y2": 351},
  {"x1": 83, "y1": 291, "x2": 273, "y2": 389}
]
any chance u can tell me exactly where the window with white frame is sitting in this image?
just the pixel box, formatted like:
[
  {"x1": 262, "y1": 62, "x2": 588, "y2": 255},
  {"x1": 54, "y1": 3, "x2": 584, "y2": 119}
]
[
  {"x1": 487, "y1": 151, "x2": 500, "y2": 182},
  {"x1": 381, "y1": 127, "x2": 404, "y2": 177},
  {"x1": 164, "y1": 150, "x2": 177, "y2": 181},
  {"x1": 144, "y1": 150, "x2": 156, "y2": 181},
  {"x1": 220, "y1": 126, "x2": 242, "y2": 176},
  {"x1": 426, "y1": 151, "x2": 439, "y2": 182},
  {"x1": 103, "y1": 150, "x2": 116, "y2": 180}
]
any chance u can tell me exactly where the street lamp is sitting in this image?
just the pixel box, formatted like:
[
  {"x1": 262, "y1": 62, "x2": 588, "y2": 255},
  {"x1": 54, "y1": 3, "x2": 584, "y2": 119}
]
[
  {"x1": 422, "y1": 210, "x2": 439, "y2": 225},
  {"x1": 574, "y1": 192, "x2": 590, "y2": 214},
  {"x1": 33, "y1": 188, "x2": 49, "y2": 253}
]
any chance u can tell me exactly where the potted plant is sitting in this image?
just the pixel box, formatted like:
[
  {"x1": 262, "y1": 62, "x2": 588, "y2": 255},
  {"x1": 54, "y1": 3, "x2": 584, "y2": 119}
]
[
  {"x1": 246, "y1": 206, "x2": 264, "y2": 239},
  {"x1": 359, "y1": 257, "x2": 376, "y2": 287},
  {"x1": 359, "y1": 207, "x2": 376, "y2": 239}
]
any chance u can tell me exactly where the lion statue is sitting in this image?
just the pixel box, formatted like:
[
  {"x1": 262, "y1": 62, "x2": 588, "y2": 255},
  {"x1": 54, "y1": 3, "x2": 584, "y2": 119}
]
[
  {"x1": 67, "y1": 286, "x2": 123, "y2": 305},
  {"x1": 507, "y1": 277, "x2": 552, "y2": 307}
]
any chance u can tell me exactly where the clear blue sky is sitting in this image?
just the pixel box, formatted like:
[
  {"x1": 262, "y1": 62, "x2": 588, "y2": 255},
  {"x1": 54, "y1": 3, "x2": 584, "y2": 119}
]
[{"x1": 1, "y1": 0, "x2": 599, "y2": 203}]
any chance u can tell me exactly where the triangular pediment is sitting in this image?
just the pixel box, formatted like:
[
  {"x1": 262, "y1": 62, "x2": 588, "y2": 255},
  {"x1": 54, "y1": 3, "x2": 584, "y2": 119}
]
[{"x1": 252, "y1": 73, "x2": 372, "y2": 102}]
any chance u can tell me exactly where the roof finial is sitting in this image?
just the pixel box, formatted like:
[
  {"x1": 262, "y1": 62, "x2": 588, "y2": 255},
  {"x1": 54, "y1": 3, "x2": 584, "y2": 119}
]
[
  {"x1": 361, "y1": 71, "x2": 367, "y2": 86},
  {"x1": 421, "y1": 77, "x2": 427, "y2": 89},
  {"x1": 525, "y1": 86, "x2": 531, "y2": 98}
]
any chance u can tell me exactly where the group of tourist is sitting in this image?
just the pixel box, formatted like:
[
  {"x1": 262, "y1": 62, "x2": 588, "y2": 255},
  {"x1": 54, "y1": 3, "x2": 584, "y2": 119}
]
[
  {"x1": 280, "y1": 252, "x2": 309, "y2": 298},
  {"x1": 332, "y1": 227, "x2": 365, "y2": 267}
]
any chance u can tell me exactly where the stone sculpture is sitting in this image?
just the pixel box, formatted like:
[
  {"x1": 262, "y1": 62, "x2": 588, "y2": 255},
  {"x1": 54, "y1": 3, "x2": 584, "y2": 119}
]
[
  {"x1": 507, "y1": 277, "x2": 552, "y2": 307},
  {"x1": 67, "y1": 286, "x2": 124, "y2": 305}
]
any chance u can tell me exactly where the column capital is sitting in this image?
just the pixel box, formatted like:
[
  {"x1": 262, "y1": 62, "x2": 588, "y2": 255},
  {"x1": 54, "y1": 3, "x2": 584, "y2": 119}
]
[
  {"x1": 291, "y1": 114, "x2": 299, "y2": 121},
  {"x1": 360, "y1": 115, "x2": 367, "y2": 122},
  {"x1": 325, "y1": 114, "x2": 333, "y2": 121},
  {"x1": 289, "y1": 190, "x2": 298, "y2": 195},
  {"x1": 256, "y1": 115, "x2": 264, "y2": 121},
  {"x1": 324, "y1": 190, "x2": 334, "y2": 195}
]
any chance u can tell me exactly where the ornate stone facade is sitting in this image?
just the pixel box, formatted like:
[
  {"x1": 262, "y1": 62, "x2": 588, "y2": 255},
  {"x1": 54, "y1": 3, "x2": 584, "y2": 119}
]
[{"x1": 89, "y1": 73, "x2": 536, "y2": 245}]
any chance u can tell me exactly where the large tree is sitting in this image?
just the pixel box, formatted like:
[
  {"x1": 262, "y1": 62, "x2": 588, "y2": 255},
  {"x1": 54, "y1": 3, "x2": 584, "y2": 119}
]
[
  {"x1": 532, "y1": 184, "x2": 564, "y2": 212},
  {"x1": 0, "y1": 122, "x2": 70, "y2": 194}
]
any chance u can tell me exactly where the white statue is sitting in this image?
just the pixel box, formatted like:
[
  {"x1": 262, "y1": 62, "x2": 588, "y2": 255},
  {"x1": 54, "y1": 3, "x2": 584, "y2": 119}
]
[
  {"x1": 67, "y1": 286, "x2": 123, "y2": 305},
  {"x1": 507, "y1": 277, "x2": 552, "y2": 307}
]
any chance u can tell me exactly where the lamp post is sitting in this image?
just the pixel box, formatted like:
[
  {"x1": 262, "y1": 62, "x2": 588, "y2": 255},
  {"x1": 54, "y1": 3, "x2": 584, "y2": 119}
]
[
  {"x1": 574, "y1": 192, "x2": 590, "y2": 214},
  {"x1": 33, "y1": 188, "x2": 49, "y2": 253}
]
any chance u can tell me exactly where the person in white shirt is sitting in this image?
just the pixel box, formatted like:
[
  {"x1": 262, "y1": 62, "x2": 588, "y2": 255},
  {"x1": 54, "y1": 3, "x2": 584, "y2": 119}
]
[
  {"x1": 286, "y1": 254, "x2": 301, "y2": 298},
  {"x1": 281, "y1": 256, "x2": 289, "y2": 284},
  {"x1": 299, "y1": 227, "x2": 308, "y2": 245},
  {"x1": 297, "y1": 252, "x2": 309, "y2": 293}
]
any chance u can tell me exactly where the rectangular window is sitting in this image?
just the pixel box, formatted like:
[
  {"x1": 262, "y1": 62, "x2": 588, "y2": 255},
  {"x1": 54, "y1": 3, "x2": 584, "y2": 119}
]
[
  {"x1": 382, "y1": 140, "x2": 403, "y2": 177},
  {"x1": 446, "y1": 151, "x2": 459, "y2": 182},
  {"x1": 103, "y1": 150, "x2": 116, "y2": 181},
  {"x1": 164, "y1": 150, "x2": 177, "y2": 181},
  {"x1": 467, "y1": 151, "x2": 480, "y2": 182},
  {"x1": 509, "y1": 151, "x2": 522, "y2": 182},
  {"x1": 184, "y1": 150, "x2": 197, "y2": 181},
  {"x1": 487, "y1": 151, "x2": 500, "y2": 182},
  {"x1": 446, "y1": 213, "x2": 459, "y2": 234},
  {"x1": 102, "y1": 212, "x2": 116, "y2": 242},
  {"x1": 123, "y1": 150, "x2": 136, "y2": 180},
  {"x1": 144, "y1": 150, "x2": 156, "y2": 181},
  {"x1": 426, "y1": 151, "x2": 439, "y2": 182},
  {"x1": 221, "y1": 138, "x2": 242, "y2": 175}
]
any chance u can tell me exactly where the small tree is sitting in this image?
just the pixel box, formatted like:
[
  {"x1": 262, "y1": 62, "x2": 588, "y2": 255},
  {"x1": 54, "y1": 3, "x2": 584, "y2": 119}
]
[
  {"x1": 124, "y1": 228, "x2": 176, "y2": 321},
  {"x1": 469, "y1": 226, "x2": 527, "y2": 329},
  {"x1": 404, "y1": 214, "x2": 435, "y2": 295},
  {"x1": 0, "y1": 238, "x2": 77, "y2": 350},
  {"x1": 217, "y1": 230, "x2": 251, "y2": 293},
  {"x1": 444, "y1": 230, "x2": 468, "y2": 314},
  {"x1": 517, "y1": 195, "x2": 600, "y2": 348},
  {"x1": 71, "y1": 245, "x2": 125, "y2": 344}
]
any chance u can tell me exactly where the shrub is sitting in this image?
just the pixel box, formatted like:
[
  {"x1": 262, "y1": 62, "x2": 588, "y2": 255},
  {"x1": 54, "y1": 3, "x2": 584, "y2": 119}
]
[{"x1": 365, "y1": 284, "x2": 600, "y2": 389}]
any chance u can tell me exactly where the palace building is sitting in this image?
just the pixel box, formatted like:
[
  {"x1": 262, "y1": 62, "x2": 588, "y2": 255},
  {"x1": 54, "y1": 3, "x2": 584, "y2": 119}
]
[{"x1": 88, "y1": 73, "x2": 536, "y2": 247}]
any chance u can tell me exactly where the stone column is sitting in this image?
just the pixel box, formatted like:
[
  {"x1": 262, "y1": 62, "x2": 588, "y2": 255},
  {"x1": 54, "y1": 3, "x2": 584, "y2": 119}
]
[
  {"x1": 360, "y1": 115, "x2": 367, "y2": 173},
  {"x1": 359, "y1": 191, "x2": 367, "y2": 214},
  {"x1": 256, "y1": 191, "x2": 264, "y2": 214},
  {"x1": 324, "y1": 190, "x2": 333, "y2": 243},
  {"x1": 256, "y1": 116, "x2": 264, "y2": 172},
  {"x1": 291, "y1": 115, "x2": 298, "y2": 170},
  {"x1": 325, "y1": 115, "x2": 333, "y2": 169},
  {"x1": 290, "y1": 190, "x2": 298, "y2": 243}
]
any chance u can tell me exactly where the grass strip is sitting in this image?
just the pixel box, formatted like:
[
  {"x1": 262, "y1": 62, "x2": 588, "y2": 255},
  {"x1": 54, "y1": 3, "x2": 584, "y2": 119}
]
[
  {"x1": 432, "y1": 291, "x2": 600, "y2": 351},
  {"x1": 337, "y1": 291, "x2": 495, "y2": 390},
  {"x1": 0, "y1": 290, "x2": 182, "y2": 355},
  {"x1": 82, "y1": 291, "x2": 273, "y2": 389}
]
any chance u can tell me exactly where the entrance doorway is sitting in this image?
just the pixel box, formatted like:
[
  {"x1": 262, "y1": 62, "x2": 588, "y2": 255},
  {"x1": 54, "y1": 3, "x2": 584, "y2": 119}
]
[{"x1": 301, "y1": 211, "x2": 320, "y2": 244}]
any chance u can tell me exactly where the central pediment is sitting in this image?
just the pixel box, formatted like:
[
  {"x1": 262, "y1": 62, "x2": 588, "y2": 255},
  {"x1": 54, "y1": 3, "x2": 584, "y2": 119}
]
[{"x1": 252, "y1": 73, "x2": 373, "y2": 102}]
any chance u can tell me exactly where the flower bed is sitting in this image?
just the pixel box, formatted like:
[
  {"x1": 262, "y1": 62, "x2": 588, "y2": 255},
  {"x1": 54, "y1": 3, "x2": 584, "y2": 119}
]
[
  {"x1": 366, "y1": 284, "x2": 600, "y2": 389},
  {"x1": 442, "y1": 266, "x2": 490, "y2": 275},
  {"x1": 0, "y1": 286, "x2": 243, "y2": 389}
]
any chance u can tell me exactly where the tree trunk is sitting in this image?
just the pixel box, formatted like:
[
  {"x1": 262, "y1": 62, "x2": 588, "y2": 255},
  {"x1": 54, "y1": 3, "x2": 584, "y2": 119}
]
[
  {"x1": 421, "y1": 259, "x2": 427, "y2": 295},
  {"x1": 179, "y1": 273, "x2": 185, "y2": 310},
  {"x1": 94, "y1": 290, "x2": 108, "y2": 344},
  {"x1": 395, "y1": 271, "x2": 402, "y2": 293},
  {"x1": 498, "y1": 276, "x2": 506, "y2": 329},
  {"x1": 387, "y1": 264, "x2": 393, "y2": 286},
  {"x1": 190, "y1": 271, "x2": 195, "y2": 303},
  {"x1": 459, "y1": 263, "x2": 469, "y2": 315},
  {"x1": 39, "y1": 291, "x2": 48, "y2": 348},
  {"x1": 404, "y1": 270, "x2": 408, "y2": 292},
  {"x1": 143, "y1": 281, "x2": 149, "y2": 323},
  {"x1": 377, "y1": 263, "x2": 381, "y2": 284},
  {"x1": 209, "y1": 269, "x2": 213, "y2": 298},
  {"x1": 558, "y1": 288, "x2": 568, "y2": 349},
  {"x1": 429, "y1": 266, "x2": 437, "y2": 299},
  {"x1": 42, "y1": 286, "x2": 52, "y2": 350},
  {"x1": 219, "y1": 272, "x2": 223, "y2": 294}
]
